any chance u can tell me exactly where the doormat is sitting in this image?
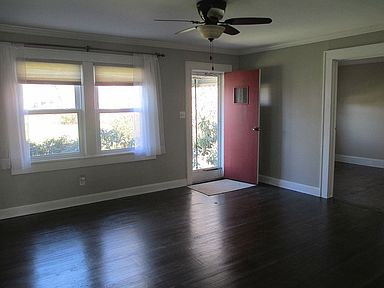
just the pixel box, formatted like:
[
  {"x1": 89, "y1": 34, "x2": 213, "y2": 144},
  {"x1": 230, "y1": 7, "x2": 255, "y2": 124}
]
[{"x1": 188, "y1": 179, "x2": 254, "y2": 196}]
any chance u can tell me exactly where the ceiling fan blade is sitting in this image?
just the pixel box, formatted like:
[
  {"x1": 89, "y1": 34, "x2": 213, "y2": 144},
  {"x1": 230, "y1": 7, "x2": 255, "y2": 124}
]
[
  {"x1": 175, "y1": 26, "x2": 198, "y2": 35},
  {"x1": 154, "y1": 19, "x2": 202, "y2": 24},
  {"x1": 221, "y1": 25, "x2": 240, "y2": 35},
  {"x1": 224, "y1": 17, "x2": 272, "y2": 25}
]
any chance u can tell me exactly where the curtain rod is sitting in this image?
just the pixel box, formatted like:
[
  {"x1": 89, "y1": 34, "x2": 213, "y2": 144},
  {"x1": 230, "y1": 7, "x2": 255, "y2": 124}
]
[{"x1": 13, "y1": 42, "x2": 165, "y2": 57}]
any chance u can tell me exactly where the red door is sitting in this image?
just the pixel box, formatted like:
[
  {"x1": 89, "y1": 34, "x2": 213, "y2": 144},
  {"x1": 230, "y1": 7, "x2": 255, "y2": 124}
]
[{"x1": 224, "y1": 70, "x2": 260, "y2": 184}]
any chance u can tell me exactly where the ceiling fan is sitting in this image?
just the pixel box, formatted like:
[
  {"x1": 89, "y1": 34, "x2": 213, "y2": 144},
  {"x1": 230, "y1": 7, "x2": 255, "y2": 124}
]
[{"x1": 155, "y1": 0, "x2": 272, "y2": 42}]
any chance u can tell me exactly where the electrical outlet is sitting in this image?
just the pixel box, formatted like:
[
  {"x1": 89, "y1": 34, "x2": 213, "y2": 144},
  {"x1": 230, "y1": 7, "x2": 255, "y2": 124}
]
[{"x1": 79, "y1": 175, "x2": 86, "y2": 186}]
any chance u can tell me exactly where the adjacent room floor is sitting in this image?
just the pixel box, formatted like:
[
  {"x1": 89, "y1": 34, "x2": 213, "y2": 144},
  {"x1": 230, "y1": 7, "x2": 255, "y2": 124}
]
[
  {"x1": 334, "y1": 162, "x2": 384, "y2": 212},
  {"x1": 2, "y1": 183, "x2": 384, "y2": 287}
]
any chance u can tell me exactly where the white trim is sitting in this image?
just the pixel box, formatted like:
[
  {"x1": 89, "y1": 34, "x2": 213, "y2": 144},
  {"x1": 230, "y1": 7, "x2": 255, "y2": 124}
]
[
  {"x1": 335, "y1": 154, "x2": 384, "y2": 169},
  {"x1": 185, "y1": 62, "x2": 232, "y2": 185},
  {"x1": 0, "y1": 24, "x2": 237, "y2": 56},
  {"x1": 238, "y1": 24, "x2": 384, "y2": 55},
  {"x1": 0, "y1": 178, "x2": 187, "y2": 220},
  {"x1": 320, "y1": 42, "x2": 384, "y2": 198},
  {"x1": 259, "y1": 175, "x2": 320, "y2": 197},
  {"x1": 256, "y1": 70, "x2": 261, "y2": 184},
  {"x1": 339, "y1": 57, "x2": 384, "y2": 66},
  {"x1": 191, "y1": 168, "x2": 223, "y2": 184},
  {"x1": 12, "y1": 154, "x2": 156, "y2": 175}
]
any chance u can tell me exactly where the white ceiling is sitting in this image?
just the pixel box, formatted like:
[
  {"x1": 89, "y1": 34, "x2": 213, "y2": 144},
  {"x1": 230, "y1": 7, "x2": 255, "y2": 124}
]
[{"x1": 1, "y1": 0, "x2": 383, "y2": 53}]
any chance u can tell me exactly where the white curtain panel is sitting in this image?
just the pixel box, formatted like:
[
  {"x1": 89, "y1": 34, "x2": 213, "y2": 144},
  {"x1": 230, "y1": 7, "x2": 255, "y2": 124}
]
[
  {"x1": 135, "y1": 54, "x2": 166, "y2": 156},
  {"x1": 0, "y1": 43, "x2": 31, "y2": 171}
]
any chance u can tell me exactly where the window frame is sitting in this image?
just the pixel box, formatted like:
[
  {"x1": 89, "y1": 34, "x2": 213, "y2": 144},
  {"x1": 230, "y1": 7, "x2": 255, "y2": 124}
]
[
  {"x1": 94, "y1": 81, "x2": 143, "y2": 155},
  {"x1": 22, "y1": 84, "x2": 84, "y2": 161},
  {"x1": 95, "y1": 108, "x2": 142, "y2": 155},
  {"x1": 13, "y1": 47, "x2": 155, "y2": 175}
]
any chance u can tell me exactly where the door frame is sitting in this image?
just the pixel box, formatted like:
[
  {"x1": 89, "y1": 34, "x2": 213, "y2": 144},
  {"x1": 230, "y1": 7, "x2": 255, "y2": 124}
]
[
  {"x1": 320, "y1": 42, "x2": 384, "y2": 198},
  {"x1": 185, "y1": 61, "x2": 232, "y2": 185}
]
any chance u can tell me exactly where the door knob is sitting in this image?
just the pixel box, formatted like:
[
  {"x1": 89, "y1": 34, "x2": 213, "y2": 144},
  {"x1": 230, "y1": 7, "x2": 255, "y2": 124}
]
[{"x1": 252, "y1": 127, "x2": 260, "y2": 131}]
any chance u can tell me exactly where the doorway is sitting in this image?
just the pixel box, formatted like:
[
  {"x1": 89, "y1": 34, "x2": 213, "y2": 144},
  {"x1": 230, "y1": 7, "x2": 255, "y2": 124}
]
[
  {"x1": 333, "y1": 60, "x2": 384, "y2": 210},
  {"x1": 185, "y1": 62, "x2": 232, "y2": 185},
  {"x1": 320, "y1": 42, "x2": 384, "y2": 198},
  {"x1": 191, "y1": 72, "x2": 222, "y2": 183}
]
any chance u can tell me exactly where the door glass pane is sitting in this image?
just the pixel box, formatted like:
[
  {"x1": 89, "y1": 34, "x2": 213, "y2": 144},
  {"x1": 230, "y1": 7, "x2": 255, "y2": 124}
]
[
  {"x1": 192, "y1": 74, "x2": 219, "y2": 170},
  {"x1": 25, "y1": 113, "x2": 80, "y2": 157}
]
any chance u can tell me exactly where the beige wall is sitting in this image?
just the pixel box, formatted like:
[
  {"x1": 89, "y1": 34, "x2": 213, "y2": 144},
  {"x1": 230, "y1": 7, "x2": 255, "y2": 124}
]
[
  {"x1": 336, "y1": 62, "x2": 384, "y2": 160},
  {"x1": 240, "y1": 30, "x2": 384, "y2": 187},
  {"x1": 1, "y1": 28, "x2": 384, "y2": 209}
]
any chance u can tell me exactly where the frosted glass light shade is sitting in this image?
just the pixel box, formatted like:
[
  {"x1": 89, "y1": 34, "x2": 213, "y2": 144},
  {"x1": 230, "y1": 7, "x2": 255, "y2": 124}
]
[{"x1": 197, "y1": 25, "x2": 225, "y2": 40}]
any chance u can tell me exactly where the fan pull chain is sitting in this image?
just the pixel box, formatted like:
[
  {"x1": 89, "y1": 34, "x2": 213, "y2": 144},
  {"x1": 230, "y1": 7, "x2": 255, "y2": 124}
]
[{"x1": 209, "y1": 40, "x2": 214, "y2": 71}]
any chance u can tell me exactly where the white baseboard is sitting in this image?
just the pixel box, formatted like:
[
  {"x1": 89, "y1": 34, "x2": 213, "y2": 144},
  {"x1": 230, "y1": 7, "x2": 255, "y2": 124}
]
[
  {"x1": 0, "y1": 179, "x2": 187, "y2": 220},
  {"x1": 335, "y1": 154, "x2": 384, "y2": 168},
  {"x1": 259, "y1": 175, "x2": 320, "y2": 197}
]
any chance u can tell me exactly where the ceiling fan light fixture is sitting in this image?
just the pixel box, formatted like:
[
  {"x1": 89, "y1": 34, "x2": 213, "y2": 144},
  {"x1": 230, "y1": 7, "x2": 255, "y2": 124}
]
[{"x1": 197, "y1": 25, "x2": 225, "y2": 40}]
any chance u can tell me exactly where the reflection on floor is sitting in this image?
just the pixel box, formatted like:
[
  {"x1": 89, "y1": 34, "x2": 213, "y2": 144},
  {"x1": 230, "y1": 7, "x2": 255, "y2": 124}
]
[
  {"x1": 334, "y1": 162, "x2": 384, "y2": 212},
  {"x1": 3, "y1": 182, "x2": 384, "y2": 286}
]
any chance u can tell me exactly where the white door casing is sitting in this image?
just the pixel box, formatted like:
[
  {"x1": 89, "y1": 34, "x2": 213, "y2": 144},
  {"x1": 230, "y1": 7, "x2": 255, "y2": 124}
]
[
  {"x1": 320, "y1": 42, "x2": 384, "y2": 198},
  {"x1": 185, "y1": 61, "x2": 232, "y2": 184}
]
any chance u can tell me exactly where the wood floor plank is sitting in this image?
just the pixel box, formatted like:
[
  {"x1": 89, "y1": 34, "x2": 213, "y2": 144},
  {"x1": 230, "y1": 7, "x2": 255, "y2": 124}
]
[
  {"x1": 1, "y1": 184, "x2": 384, "y2": 287},
  {"x1": 334, "y1": 162, "x2": 384, "y2": 211}
]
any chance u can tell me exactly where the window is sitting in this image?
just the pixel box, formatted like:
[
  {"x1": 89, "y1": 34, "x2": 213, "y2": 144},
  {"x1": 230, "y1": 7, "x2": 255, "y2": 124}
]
[
  {"x1": 6, "y1": 48, "x2": 164, "y2": 173},
  {"x1": 17, "y1": 61, "x2": 82, "y2": 160},
  {"x1": 94, "y1": 65, "x2": 142, "y2": 153}
]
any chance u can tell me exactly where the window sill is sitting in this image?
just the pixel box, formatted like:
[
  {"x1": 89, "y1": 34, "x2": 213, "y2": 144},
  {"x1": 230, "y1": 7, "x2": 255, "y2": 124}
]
[{"x1": 12, "y1": 153, "x2": 156, "y2": 175}]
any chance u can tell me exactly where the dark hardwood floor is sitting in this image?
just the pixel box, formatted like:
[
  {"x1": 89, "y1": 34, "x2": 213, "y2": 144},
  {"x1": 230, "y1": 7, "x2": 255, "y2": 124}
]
[
  {"x1": 334, "y1": 162, "x2": 384, "y2": 212},
  {"x1": 2, "y1": 183, "x2": 384, "y2": 287}
]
